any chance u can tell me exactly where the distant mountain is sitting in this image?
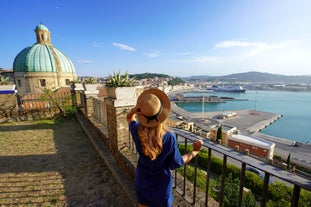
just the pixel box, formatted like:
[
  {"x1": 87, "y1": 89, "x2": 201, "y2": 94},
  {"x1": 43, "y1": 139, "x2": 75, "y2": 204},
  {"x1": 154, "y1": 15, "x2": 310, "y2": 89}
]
[{"x1": 183, "y1": 71, "x2": 311, "y2": 84}]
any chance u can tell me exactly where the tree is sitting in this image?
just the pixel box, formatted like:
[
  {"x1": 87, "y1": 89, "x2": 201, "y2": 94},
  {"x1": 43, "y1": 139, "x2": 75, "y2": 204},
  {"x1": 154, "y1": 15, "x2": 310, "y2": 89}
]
[
  {"x1": 286, "y1": 153, "x2": 291, "y2": 170},
  {"x1": 217, "y1": 125, "x2": 222, "y2": 142},
  {"x1": 168, "y1": 77, "x2": 185, "y2": 86},
  {"x1": 40, "y1": 88, "x2": 76, "y2": 119}
]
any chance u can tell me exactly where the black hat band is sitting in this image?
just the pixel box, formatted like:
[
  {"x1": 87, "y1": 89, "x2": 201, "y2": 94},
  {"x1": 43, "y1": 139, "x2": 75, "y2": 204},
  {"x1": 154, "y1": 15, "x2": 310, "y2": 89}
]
[{"x1": 143, "y1": 105, "x2": 163, "y2": 124}]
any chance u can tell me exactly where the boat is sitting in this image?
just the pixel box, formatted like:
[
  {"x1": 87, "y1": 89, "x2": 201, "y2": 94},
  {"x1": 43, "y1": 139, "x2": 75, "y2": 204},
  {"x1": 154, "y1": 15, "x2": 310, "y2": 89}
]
[
  {"x1": 193, "y1": 88, "x2": 214, "y2": 93},
  {"x1": 209, "y1": 85, "x2": 246, "y2": 93}
]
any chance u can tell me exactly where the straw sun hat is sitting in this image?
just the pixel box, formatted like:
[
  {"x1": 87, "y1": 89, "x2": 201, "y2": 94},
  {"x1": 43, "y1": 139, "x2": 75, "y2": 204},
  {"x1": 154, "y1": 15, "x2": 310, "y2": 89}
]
[{"x1": 137, "y1": 88, "x2": 171, "y2": 127}]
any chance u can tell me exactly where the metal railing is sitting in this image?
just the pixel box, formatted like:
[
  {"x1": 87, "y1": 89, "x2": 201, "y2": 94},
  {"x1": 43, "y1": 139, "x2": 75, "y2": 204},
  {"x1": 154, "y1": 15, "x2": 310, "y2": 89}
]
[{"x1": 127, "y1": 127, "x2": 311, "y2": 207}]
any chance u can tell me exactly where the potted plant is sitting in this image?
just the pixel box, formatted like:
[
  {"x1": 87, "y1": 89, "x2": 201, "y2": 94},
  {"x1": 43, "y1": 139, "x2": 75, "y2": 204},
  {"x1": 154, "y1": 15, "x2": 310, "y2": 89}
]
[{"x1": 106, "y1": 71, "x2": 136, "y2": 100}]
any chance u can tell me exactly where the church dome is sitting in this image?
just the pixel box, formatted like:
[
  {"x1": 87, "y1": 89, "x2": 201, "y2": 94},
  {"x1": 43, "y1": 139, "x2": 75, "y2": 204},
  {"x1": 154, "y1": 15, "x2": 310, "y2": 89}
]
[
  {"x1": 13, "y1": 23, "x2": 76, "y2": 74},
  {"x1": 13, "y1": 44, "x2": 75, "y2": 73}
]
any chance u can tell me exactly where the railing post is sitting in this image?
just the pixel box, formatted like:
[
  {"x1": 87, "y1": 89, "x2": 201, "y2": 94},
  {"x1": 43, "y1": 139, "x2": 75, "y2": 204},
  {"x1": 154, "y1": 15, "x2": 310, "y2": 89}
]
[
  {"x1": 261, "y1": 172, "x2": 270, "y2": 207},
  {"x1": 219, "y1": 155, "x2": 227, "y2": 207},
  {"x1": 291, "y1": 185, "x2": 301, "y2": 207},
  {"x1": 205, "y1": 148, "x2": 212, "y2": 207},
  {"x1": 182, "y1": 138, "x2": 188, "y2": 196},
  {"x1": 238, "y1": 163, "x2": 246, "y2": 207},
  {"x1": 192, "y1": 154, "x2": 198, "y2": 204}
]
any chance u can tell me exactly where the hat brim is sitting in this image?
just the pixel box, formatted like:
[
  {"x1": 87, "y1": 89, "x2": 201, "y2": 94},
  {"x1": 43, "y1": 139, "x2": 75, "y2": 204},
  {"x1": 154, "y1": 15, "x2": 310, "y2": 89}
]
[{"x1": 137, "y1": 88, "x2": 171, "y2": 127}]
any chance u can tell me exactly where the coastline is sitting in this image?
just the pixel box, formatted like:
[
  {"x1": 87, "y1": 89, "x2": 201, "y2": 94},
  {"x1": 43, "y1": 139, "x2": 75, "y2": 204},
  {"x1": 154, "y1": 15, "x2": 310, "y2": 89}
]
[{"x1": 170, "y1": 101, "x2": 311, "y2": 169}]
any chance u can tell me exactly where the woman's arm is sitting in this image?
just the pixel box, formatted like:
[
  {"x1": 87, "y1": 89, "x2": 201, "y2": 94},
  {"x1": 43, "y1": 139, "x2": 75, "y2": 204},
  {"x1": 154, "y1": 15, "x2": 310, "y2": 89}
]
[
  {"x1": 182, "y1": 139, "x2": 203, "y2": 164},
  {"x1": 126, "y1": 101, "x2": 142, "y2": 125}
]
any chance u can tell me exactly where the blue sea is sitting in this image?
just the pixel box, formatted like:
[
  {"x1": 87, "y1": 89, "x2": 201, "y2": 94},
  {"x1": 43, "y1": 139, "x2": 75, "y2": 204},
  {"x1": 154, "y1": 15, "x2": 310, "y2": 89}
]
[{"x1": 176, "y1": 90, "x2": 311, "y2": 144}]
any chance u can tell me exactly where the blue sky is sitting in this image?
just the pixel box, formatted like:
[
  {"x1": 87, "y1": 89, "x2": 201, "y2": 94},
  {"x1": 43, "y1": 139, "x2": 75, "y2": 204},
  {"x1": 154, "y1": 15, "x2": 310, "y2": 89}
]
[{"x1": 1, "y1": 0, "x2": 311, "y2": 77}]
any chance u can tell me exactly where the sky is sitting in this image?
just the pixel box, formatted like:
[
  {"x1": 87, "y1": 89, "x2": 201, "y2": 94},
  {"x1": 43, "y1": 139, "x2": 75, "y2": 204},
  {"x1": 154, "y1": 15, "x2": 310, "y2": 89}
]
[{"x1": 1, "y1": 0, "x2": 311, "y2": 77}]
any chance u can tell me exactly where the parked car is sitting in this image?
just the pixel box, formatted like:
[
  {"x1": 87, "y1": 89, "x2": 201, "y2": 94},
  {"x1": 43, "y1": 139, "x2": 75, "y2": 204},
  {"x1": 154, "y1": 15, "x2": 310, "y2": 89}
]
[{"x1": 246, "y1": 166, "x2": 274, "y2": 183}]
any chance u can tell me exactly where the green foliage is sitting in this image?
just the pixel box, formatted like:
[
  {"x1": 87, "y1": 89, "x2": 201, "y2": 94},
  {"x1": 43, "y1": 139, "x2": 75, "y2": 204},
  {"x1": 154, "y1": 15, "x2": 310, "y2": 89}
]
[
  {"x1": 82, "y1": 76, "x2": 97, "y2": 84},
  {"x1": 266, "y1": 198, "x2": 290, "y2": 207},
  {"x1": 106, "y1": 71, "x2": 134, "y2": 87},
  {"x1": 286, "y1": 153, "x2": 291, "y2": 170},
  {"x1": 268, "y1": 182, "x2": 292, "y2": 203},
  {"x1": 243, "y1": 192, "x2": 257, "y2": 207},
  {"x1": 0, "y1": 75, "x2": 10, "y2": 85},
  {"x1": 299, "y1": 188, "x2": 311, "y2": 207},
  {"x1": 217, "y1": 126, "x2": 222, "y2": 141},
  {"x1": 177, "y1": 143, "x2": 311, "y2": 206},
  {"x1": 273, "y1": 154, "x2": 282, "y2": 162},
  {"x1": 168, "y1": 77, "x2": 185, "y2": 86},
  {"x1": 131, "y1": 73, "x2": 170, "y2": 80},
  {"x1": 40, "y1": 88, "x2": 76, "y2": 119},
  {"x1": 212, "y1": 174, "x2": 257, "y2": 207},
  {"x1": 64, "y1": 105, "x2": 77, "y2": 118},
  {"x1": 177, "y1": 165, "x2": 210, "y2": 193}
]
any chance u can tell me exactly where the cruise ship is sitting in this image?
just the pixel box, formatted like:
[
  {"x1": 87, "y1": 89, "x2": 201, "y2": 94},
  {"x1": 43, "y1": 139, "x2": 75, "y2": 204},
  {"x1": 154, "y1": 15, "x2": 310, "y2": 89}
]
[{"x1": 209, "y1": 85, "x2": 246, "y2": 93}]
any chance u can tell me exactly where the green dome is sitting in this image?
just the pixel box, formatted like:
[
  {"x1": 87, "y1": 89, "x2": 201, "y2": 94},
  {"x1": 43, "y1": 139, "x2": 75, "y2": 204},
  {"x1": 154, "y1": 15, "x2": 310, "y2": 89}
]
[{"x1": 13, "y1": 44, "x2": 76, "y2": 73}]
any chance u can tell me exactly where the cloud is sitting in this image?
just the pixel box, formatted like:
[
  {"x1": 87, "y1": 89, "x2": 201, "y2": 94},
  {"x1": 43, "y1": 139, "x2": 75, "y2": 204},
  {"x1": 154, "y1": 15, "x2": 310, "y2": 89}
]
[
  {"x1": 215, "y1": 40, "x2": 299, "y2": 56},
  {"x1": 76, "y1": 59, "x2": 95, "y2": 64},
  {"x1": 112, "y1": 42, "x2": 136, "y2": 51},
  {"x1": 215, "y1": 40, "x2": 260, "y2": 48},
  {"x1": 145, "y1": 53, "x2": 159, "y2": 58}
]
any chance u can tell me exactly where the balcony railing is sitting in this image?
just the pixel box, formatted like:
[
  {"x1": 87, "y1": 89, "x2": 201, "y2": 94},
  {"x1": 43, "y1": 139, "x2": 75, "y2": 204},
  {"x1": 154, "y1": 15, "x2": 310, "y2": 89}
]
[
  {"x1": 86, "y1": 95, "x2": 310, "y2": 207},
  {"x1": 128, "y1": 127, "x2": 311, "y2": 207}
]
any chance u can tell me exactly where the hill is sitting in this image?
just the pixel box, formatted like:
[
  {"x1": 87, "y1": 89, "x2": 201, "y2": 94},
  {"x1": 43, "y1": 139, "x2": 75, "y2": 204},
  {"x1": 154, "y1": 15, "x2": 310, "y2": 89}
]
[{"x1": 183, "y1": 71, "x2": 311, "y2": 84}]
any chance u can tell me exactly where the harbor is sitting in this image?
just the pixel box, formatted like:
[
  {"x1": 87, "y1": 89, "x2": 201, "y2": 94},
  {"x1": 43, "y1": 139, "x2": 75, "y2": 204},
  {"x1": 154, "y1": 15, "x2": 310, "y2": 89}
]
[{"x1": 170, "y1": 102, "x2": 311, "y2": 170}]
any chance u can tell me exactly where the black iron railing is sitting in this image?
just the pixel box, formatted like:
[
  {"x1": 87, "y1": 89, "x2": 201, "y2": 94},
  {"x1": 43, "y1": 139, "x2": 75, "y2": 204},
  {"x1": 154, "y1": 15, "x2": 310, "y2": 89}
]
[{"x1": 128, "y1": 127, "x2": 311, "y2": 207}]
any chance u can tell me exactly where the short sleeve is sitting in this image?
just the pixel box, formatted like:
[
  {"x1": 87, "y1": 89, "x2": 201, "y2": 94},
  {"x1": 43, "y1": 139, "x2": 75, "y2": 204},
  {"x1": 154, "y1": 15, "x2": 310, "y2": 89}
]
[{"x1": 166, "y1": 132, "x2": 184, "y2": 170}]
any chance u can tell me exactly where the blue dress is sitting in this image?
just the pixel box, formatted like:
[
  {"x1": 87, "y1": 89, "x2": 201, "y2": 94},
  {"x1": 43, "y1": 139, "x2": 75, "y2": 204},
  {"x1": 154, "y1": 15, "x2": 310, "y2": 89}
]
[{"x1": 129, "y1": 121, "x2": 184, "y2": 207}]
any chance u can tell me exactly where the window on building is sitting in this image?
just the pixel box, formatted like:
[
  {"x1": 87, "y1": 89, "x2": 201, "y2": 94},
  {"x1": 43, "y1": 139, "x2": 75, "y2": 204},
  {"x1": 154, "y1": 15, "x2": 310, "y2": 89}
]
[
  {"x1": 65, "y1": 79, "x2": 70, "y2": 85},
  {"x1": 40, "y1": 79, "x2": 46, "y2": 87},
  {"x1": 17, "y1": 79, "x2": 22, "y2": 87}
]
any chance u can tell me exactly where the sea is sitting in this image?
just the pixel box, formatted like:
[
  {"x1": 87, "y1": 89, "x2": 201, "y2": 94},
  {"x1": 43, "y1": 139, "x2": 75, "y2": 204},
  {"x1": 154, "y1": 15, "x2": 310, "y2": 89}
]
[{"x1": 176, "y1": 90, "x2": 311, "y2": 144}]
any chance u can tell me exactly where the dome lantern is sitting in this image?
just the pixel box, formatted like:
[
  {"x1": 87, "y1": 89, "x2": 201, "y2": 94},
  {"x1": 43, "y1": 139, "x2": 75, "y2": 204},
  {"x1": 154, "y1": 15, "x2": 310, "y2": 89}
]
[{"x1": 35, "y1": 23, "x2": 51, "y2": 45}]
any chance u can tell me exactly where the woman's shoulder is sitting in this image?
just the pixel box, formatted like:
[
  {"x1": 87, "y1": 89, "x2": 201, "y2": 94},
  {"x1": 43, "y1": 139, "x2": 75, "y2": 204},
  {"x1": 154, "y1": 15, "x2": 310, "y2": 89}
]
[
  {"x1": 129, "y1": 120, "x2": 139, "y2": 128},
  {"x1": 164, "y1": 131, "x2": 175, "y2": 137},
  {"x1": 163, "y1": 131, "x2": 177, "y2": 143}
]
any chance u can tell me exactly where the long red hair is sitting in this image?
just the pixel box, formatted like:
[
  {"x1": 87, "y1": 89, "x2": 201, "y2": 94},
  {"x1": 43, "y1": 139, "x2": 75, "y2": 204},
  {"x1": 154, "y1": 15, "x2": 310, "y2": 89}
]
[{"x1": 137, "y1": 122, "x2": 168, "y2": 160}]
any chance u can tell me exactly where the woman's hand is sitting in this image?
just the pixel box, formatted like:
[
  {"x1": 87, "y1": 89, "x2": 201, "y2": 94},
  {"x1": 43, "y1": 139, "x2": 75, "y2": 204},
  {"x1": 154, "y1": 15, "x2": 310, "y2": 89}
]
[
  {"x1": 133, "y1": 100, "x2": 142, "y2": 114},
  {"x1": 126, "y1": 101, "x2": 142, "y2": 124},
  {"x1": 182, "y1": 139, "x2": 203, "y2": 164},
  {"x1": 192, "y1": 139, "x2": 203, "y2": 151}
]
